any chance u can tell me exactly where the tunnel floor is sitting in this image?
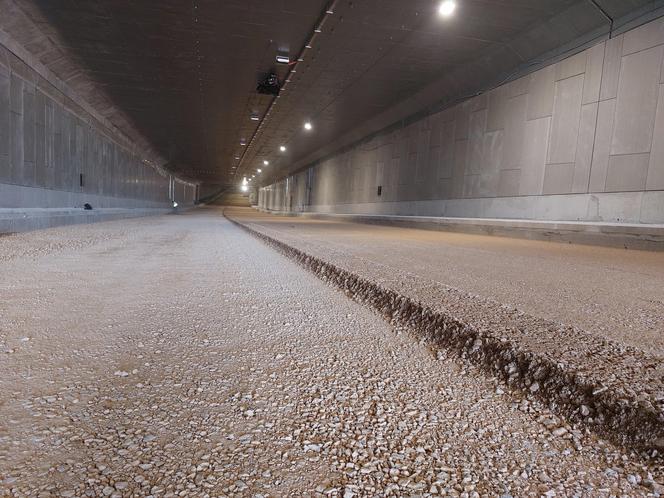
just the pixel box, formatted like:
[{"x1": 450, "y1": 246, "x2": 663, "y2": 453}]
[
  {"x1": 0, "y1": 208, "x2": 662, "y2": 496},
  {"x1": 225, "y1": 208, "x2": 664, "y2": 357}
]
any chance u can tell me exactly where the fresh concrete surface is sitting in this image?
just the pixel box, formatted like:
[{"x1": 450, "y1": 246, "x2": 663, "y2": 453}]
[{"x1": 1, "y1": 207, "x2": 662, "y2": 496}]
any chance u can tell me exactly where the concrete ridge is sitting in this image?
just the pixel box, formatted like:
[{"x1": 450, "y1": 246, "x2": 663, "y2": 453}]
[{"x1": 226, "y1": 210, "x2": 664, "y2": 456}]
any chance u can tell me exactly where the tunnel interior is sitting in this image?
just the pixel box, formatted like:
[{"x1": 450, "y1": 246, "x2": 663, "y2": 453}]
[{"x1": 1, "y1": 1, "x2": 664, "y2": 496}]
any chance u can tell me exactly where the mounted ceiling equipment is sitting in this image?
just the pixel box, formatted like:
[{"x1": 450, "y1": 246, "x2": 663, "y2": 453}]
[{"x1": 256, "y1": 72, "x2": 281, "y2": 96}]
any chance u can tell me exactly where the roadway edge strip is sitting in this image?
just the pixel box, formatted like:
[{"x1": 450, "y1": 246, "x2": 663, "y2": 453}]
[{"x1": 225, "y1": 212, "x2": 664, "y2": 457}]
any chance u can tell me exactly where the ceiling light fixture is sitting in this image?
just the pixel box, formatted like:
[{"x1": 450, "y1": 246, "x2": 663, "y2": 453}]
[
  {"x1": 263, "y1": 160, "x2": 269, "y2": 166},
  {"x1": 250, "y1": 113, "x2": 260, "y2": 121},
  {"x1": 438, "y1": 0, "x2": 457, "y2": 17},
  {"x1": 257, "y1": 169, "x2": 262, "y2": 173},
  {"x1": 280, "y1": 145, "x2": 287, "y2": 152},
  {"x1": 304, "y1": 121, "x2": 313, "y2": 131}
]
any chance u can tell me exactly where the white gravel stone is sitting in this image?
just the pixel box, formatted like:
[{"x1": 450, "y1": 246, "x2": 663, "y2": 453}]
[{"x1": 0, "y1": 209, "x2": 661, "y2": 497}]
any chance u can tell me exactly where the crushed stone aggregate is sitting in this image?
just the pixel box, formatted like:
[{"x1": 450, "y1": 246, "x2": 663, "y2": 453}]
[
  {"x1": 0, "y1": 208, "x2": 662, "y2": 497},
  {"x1": 225, "y1": 208, "x2": 664, "y2": 453}
]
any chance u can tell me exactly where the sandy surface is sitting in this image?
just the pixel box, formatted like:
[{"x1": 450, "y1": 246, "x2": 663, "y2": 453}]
[
  {"x1": 1, "y1": 208, "x2": 662, "y2": 497},
  {"x1": 225, "y1": 209, "x2": 664, "y2": 357}
]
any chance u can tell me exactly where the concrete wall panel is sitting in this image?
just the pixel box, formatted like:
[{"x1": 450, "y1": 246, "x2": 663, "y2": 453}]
[
  {"x1": 622, "y1": 16, "x2": 664, "y2": 55},
  {"x1": 455, "y1": 101, "x2": 470, "y2": 140},
  {"x1": 547, "y1": 74, "x2": 584, "y2": 164},
  {"x1": 261, "y1": 17, "x2": 664, "y2": 225},
  {"x1": 10, "y1": 73, "x2": 23, "y2": 184},
  {"x1": 487, "y1": 86, "x2": 508, "y2": 131},
  {"x1": 605, "y1": 153, "x2": 650, "y2": 192},
  {"x1": 611, "y1": 45, "x2": 663, "y2": 155},
  {"x1": 555, "y1": 51, "x2": 586, "y2": 81},
  {"x1": 527, "y1": 64, "x2": 555, "y2": 120},
  {"x1": 520, "y1": 116, "x2": 550, "y2": 195},
  {"x1": 34, "y1": 90, "x2": 45, "y2": 187},
  {"x1": 503, "y1": 94, "x2": 527, "y2": 169},
  {"x1": 0, "y1": 63, "x2": 9, "y2": 181},
  {"x1": 589, "y1": 99, "x2": 616, "y2": 192},
  {"x1": 467, "y1": 109, "x2": 488, "y2": 174},
  {"x1": 647, "y1": 84, "x2": 664, "y2": 190},
  {"x1": 22, "y1": 83, "x2": 35, "y2": 185},
  {"x1": 600, "y1": 35, "x2": 623, "y2": 101},
  {"x1": 498, "y1": 169, "x2": 520, "y2": 197},
  {"x1": 508, "y1": 75, "x2": 529, "y2": 98},
  {"x1": 0, "y1": 44, "x2": 195, "y2": 210},
  {"x1": 452, "y1": 139, "x2": 468, "y2": 198},
  {"x1": 543, "y1": 162, "x2": 574, "y2": 194},
  {"x1": 439, "y1": 120, "x2": 455, "y2": 179},
  {"x1": 572, "y1": 102, "x2": 598, "y2": 193},
  {"x1": 583, "y1": 42, "x2": 604, "y2": 104}
]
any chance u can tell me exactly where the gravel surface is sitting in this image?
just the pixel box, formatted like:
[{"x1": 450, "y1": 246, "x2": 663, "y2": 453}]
[
  {"x1": 1, "y1": 208, "x2": 663, "y2": 497},
  {"x1": 224, "y1": 210, "x2": 664, "y2": 356},
  {"x1": 225, "y1": 208, "x2": 664, "y2": 452}
]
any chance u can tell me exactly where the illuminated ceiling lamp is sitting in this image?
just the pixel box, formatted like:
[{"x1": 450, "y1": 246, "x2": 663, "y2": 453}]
[{"x1": 438, "y1": 0, "x2": 457, "y2": 17}]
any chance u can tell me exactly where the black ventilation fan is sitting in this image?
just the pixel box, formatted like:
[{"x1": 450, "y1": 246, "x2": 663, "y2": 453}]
[{"x1": 257, "y1": 72, "x2": 281, "y2": 96}]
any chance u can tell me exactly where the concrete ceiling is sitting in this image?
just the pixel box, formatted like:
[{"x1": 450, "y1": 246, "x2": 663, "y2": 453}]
[{"x1": 5, "y1": 0, "x2": 660, "y2": 187}]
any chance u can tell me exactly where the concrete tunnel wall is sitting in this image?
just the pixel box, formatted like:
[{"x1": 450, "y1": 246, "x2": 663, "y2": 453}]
[
  {"x1": 0, "y1": 33, "x2": 197, "y2": 230},
  {"x1": 259, "y1": 16, "x2": 664, "y2": 224}
]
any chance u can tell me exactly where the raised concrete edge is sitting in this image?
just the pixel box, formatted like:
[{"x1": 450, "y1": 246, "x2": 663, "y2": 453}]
[
  {"x1": 0, "y1": 207, "x2": 180, "y2": 234},
  {"x1": 257, "y1": 209, "x2": 664, "y2": 251}
]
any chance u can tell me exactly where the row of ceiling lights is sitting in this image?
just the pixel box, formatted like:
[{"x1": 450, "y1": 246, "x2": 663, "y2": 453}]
[
  {"x1": 241, "y1": 119, "x2": 313, "y2": 190},
  {"x1": 239, "y1": 0, "x2": 457, "y2": 191}
]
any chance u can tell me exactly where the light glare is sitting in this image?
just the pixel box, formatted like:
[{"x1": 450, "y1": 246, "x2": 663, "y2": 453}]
[
  {"x1": 438, "y1": 0, "x2": 456, "y2": 17},
  {"x1": 304, "y1": 121, "x2": 313, "y2": 131},
  {"x1": 280, "y1": 145, "x2": 287, "y2": 152}
]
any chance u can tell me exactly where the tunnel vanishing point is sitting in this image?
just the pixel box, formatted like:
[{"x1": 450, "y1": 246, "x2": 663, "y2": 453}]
[{"x1": 2, "y1": 1, "x2": 664, "y2": 497}]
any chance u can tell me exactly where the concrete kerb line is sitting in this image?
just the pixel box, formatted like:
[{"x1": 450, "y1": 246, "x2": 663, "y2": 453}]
[{"x1": 224, "y1": 210, "x2": 664, "y2": 458}]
